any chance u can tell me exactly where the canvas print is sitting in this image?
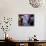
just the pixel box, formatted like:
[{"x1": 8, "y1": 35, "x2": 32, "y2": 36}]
[{"x1": 18, "y1": 14, "x2": 34, "y2": 26}]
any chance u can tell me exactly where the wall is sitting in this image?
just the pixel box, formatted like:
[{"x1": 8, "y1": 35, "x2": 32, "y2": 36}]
[{"x1": 0, "y1": 0, "x2": 46, "y2": 40}]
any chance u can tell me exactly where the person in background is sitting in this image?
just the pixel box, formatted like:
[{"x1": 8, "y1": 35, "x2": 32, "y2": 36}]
[
  {"x1": 23, "y1": 15, "x2": 29, "y2": 26},
  {"x1": 28, "y1": 14, "x2": 34, "y2": 26},
  {"x1": 18, "y1": 15, "x2": 24, "y2": 26}
]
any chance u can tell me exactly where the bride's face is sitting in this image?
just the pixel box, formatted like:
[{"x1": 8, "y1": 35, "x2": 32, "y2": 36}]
[{"x1": 29, "y1": 0, "x2": 43, "y2": 8}]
